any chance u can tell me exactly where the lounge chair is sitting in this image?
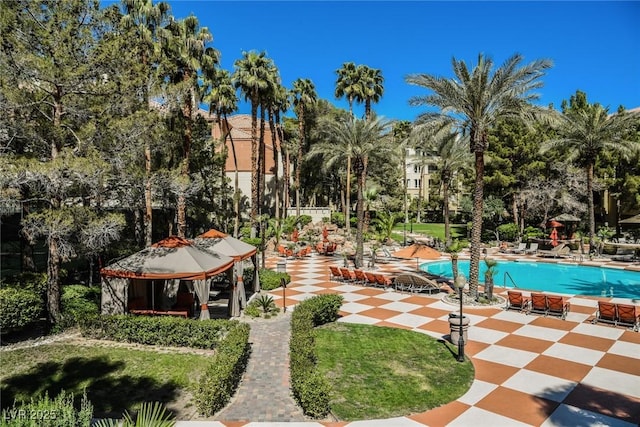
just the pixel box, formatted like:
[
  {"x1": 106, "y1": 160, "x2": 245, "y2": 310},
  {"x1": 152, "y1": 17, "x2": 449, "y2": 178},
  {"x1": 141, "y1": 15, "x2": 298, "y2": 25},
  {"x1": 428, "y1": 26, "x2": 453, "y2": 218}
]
[
  {"x1": 611, "y1": 248, "x2": 635, "y2": 262},
  {"x1": 508, "y1": 243, "x2": 527, "y2": 254},
  {"x1": 393, "y1": 273, "x2": 441, "y2": 294},
  {"x1": 537, "y1": 244, "x2": 570, "y2": 258},
  {"x1": 505, "y1": 290, "x2": 530, "y2": 312},
  {"x1": 339, "y1": 267, "x2": 356, "y2": 282},
  {"x1": 614, "y1": 303, "x2": 639, "y2": 331},
  {"x1": 546, "y1": 295, "x2": 570, "y2": 320},
  {"x1": 353, "y1": 269, "x2": 367, "y2": 285},
  {"x1": 592, "y1": 301, "x2": 617, "y2": 326},
  {"x1": 329, "y1": 266, "x2": 343, "y2": 282},
  {"x1": 374, "y1": 273, "x2": 394, "y2": 289},
  {"x1": 525, "y1": 243, "x2": 539, "y2": 255},
  {"x1": 529, "y1": 293, "x2": 548, "y2": 316},
  {"x1": 364, "y1": 271, "x2": 378, "y2": 287}
]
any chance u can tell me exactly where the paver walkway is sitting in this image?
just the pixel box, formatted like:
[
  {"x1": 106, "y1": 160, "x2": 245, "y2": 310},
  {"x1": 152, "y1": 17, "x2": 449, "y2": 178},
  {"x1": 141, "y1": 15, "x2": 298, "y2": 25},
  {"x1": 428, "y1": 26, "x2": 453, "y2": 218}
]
[{"x1": 213, "y1": 312, "x2": 307, "y2": 422}]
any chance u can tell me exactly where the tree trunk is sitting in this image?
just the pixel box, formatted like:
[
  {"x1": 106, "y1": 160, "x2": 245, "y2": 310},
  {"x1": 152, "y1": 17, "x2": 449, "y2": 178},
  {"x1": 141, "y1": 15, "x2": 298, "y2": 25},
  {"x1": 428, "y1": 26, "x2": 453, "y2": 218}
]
[
  {"x1": 270, "y1": 110, "x2": 280, "y2": 220},
  {"x1": 296, "y1": 109, "x2": 304, "y2": 217},
  {"x1": 469, "y1": 150, "x2": 485, "y2": 298},
  {"x1": 284, "y1": 148, "x2": 290, "y2": 217},
  {"x1": 345, "y1": 155, "x2": 351, "y2": 233},
  {"x1": 259, "y1": 105, "x2": 266, "y2": 221},
  {"x1": 224, "y1": 115, "x2": 240, "y2": 237},
  {"x1": 587, "y1": 163, "x2": 595, "y2": 248},
  {"x1": 443, "y1": 178, "x2": 451, "y2": 246},
  {"x1": 46, "y1": 238, "x2": 61, "y2": 323},
  {"x1": 250, "y1": 98, "x2": 259, "y2": 237},
  {"x1": 403, "y1": 148, "x2": 408, "y2": 246},
  {"x1": 177, "y1": 90, "x2": 193, "y2": 238},
  {"x1": 451, "y1": 255, "x2": 459, "y2": 283},
  {"x1": 355, "y1": 160, "x2": 367, "y2": 268},
  {"x1": 144, "y1": 143, "x2": 153, "y2": 246}
]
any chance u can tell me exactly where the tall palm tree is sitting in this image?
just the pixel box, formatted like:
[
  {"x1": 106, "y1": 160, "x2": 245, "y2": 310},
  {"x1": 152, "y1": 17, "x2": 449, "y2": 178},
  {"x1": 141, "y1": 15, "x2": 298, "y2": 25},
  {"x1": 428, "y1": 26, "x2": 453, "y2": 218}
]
[
  {"x1": 163, "y1": 15, "x2": 219, "y2": 238},
  {"x1": 335, "y1": 62, "x2": 361, "y2": 234},
  {"x1": 267, "y1": 82, "x2": 289, "y2": 220},
  {"x1": 358, "y1": 65, "x2": 384, "y2": 120},
  {"x1": 291, "y1": 78, "x2": 317, "y2": 217},
  {"x1": 233, "y1": 50, "x2": 272, "y2": 236},
  {"x1": 120, "y1": 0, "x2": 170, "y2": 246},
  {"x1": 406, "y1": 53, "x2": 552, "y2": 296},
  {"x1": 393, "y1": 120, "x2": 412, "y2": 246},
  {"x1": 541, "y1": 104, "x2": 638, "y2": 248},
  {"x1": 310, "y1": 116, "x2": 395, "y2": 267},
  {"x1": 203, "y1": 68, "x2": 240, "y2": 235},
  {"x1": 417, "y1": 125, "x2": 472, "y2": 246}
]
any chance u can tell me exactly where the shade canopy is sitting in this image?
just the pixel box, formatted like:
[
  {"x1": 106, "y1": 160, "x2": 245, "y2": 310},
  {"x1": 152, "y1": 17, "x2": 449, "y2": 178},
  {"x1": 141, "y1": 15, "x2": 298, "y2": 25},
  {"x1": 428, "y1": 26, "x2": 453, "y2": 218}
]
[
  {"x1": 547, "y1": 220, "x2": 564, "y2": 228},
  {"x1": 619, "y1": 214, "x2": 640, "y2": 224},
  {"x1": 551, "y1": 213, "x2": 581, "y2": 222},
  {"x1": 193, "y1": 229, "x2": 257, "y2": 261},
  {"x1": 101, "y1": 236, "x2": 235, "y2": 280},
  {"x1": 393, "y1": 243, "x2": 441, "y2": 260}
]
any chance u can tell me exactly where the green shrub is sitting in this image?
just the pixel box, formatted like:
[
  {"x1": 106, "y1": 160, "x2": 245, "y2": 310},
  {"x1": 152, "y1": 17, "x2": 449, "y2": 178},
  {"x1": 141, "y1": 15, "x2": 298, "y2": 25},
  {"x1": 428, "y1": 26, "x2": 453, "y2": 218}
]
[
  {"x1": 330, "y1": 212, "x2": 345, "y2": 227},
  {"x1": 1, "y1": 272, "x2": 48, "y2": 297},
  {"x1": 298, "y1": 215, "x2": 312, "y2": 227},
  {"x1": 57, "y1": 285, "x2": 100, "y2": 330},
  {"x1": 195, "y1": 323, "x2": 250, "y2": 416},
  {"x1": 243, "y1": 304, "x2": 261, "y2": 318},
  {"x1": 523, "y1": 226, "x2": 544, "y2": 240},
  {"x1": 496, "y1": 223, "x2": 519, "y2": 242},
  {"x1": 1, "y1": 390, "x2": 93, "y2": 427},
  {"x1": 289, "y1": 294, "x2": 343, "y2": 418},
  {"x1": 80, "y1": 315, "x2": 237, "y2": 349},
  {"x1": 0, "y1": 288, "x2": 43, "y2": 332},
  {"x1": 258, "y1": 268, "x2": 290, "y2": 291}
]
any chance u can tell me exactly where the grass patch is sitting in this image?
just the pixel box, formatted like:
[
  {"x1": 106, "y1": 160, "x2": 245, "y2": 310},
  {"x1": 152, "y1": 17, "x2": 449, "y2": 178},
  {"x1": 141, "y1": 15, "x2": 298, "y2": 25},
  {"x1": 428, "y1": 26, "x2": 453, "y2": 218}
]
[
  {"x1": 0, "y1": 343, "x2": 209, "y2": 418},
  {"x1": 315, "y1": 323, "x2": 474, "y2": 421},
  {"x1": 393, "y1": 223, "x2": 468, "y2": 242}
]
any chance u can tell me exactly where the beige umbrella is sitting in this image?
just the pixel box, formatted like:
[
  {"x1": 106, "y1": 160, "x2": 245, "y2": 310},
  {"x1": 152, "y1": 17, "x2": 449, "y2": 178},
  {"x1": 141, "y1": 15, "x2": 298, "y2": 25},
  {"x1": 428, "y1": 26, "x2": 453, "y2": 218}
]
[
  {"x1": 393, "y1": 243, "x2": 442, "y2": 269},
  {"x1": 619, "y1": 214, "x2": 640, "y2": 224}
]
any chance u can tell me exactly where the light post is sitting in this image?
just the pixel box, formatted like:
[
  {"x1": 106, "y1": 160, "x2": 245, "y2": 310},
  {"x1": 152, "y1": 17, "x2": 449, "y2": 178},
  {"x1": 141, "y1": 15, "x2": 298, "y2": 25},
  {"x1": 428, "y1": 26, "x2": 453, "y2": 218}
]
[{"x1": 455, "y1": 273, "x2": 466, "y2": 362}]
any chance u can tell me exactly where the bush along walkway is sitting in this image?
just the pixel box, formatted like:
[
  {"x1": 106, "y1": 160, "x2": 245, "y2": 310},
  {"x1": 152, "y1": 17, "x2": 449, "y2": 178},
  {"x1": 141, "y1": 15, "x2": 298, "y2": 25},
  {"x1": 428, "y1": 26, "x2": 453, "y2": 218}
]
[{"x1": 213, "y1": 311, "x2": 306, "y2": 422}]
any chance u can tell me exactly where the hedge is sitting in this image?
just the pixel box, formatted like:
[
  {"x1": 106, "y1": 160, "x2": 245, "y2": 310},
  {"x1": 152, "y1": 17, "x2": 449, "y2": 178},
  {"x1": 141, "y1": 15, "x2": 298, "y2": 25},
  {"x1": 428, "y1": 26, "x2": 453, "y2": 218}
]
[
  {"x1": 194, "y1": 322, "x2": 250, "y2": 416},
  {"x1": 57, "y1": 285, "x2": 101, "y2": 331},
  {"x1": 259, "y1": 268, "x2": 291, "y2": 291},
  {"x1": 289, "y1": 294, "x2": 343, "y2": 418},
  {"x1": 0, "y1": 288, "x2": 43, "y2": 332},
  {"x1": 80, "y1": 315, "x2": 238, "y2": 349}
]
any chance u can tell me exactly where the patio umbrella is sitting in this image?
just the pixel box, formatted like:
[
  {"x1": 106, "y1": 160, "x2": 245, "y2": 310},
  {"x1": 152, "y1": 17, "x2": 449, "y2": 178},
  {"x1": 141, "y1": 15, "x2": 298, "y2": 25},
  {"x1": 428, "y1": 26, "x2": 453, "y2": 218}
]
[
  {"x1": 547, "y1": 220, "x2": 564, "y2": 229},
  {"x1": 549, "y1": 228, "x2": 559, "y2": 247},
  {"x1": 393, "y1": 243, "x2": 442, "y2": 269},
  {"x1": 619, "y1": 214, "x2": 640, "y2": 224}
]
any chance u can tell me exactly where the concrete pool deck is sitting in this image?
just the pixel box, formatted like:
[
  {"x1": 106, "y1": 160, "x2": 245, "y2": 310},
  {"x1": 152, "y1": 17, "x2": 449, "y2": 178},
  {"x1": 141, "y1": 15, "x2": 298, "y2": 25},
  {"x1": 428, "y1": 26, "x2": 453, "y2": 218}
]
[{"x1": 180, "y1": 251, "x2": 640, "y2": 426}]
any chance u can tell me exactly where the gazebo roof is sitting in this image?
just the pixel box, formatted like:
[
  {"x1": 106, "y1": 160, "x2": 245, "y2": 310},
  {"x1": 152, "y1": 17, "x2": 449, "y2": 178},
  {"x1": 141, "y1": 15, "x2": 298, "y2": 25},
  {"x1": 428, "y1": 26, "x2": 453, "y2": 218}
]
[{"x1": 193, "y1": 229, "x2": 257, "y2": 261}]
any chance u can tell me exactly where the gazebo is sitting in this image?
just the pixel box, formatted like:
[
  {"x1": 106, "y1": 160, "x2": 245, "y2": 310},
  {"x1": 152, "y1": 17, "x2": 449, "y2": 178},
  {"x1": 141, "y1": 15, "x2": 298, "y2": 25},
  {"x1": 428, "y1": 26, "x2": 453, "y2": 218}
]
[
  {"x1": 192, "y1": 229, "x2": 260, "y2": 317},
  {"x1": 100, "y1": 236, "x2": 235, "y2": 319}
]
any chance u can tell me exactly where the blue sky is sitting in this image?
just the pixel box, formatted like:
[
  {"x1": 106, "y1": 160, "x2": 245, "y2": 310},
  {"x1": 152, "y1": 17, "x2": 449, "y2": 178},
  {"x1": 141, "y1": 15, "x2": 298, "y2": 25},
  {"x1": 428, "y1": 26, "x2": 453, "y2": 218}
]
[{"x1": 152, "y1": 1, "x2": 639, "y2": 121}]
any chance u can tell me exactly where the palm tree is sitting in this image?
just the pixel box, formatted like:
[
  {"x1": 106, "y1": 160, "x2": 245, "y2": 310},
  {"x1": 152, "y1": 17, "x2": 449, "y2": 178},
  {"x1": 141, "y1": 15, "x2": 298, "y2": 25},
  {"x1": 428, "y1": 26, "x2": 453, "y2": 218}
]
[
  {"x1": 358, "y1": 65, "x2": 384, "y2": 120},
  {"x1": 291, "y1": 78, "x2": 317, "y2": 217},
  {"x1": 335, "y1": 62, "x2": 361, "y2": 234},
  {"x1": 203, "y1": 68, "x2": 239, "y2": 235},
  {"x1": 120, "y1": 0, "x2": 170, "y2": 246},
  {"x1": 266, "y1": 82, "x2": 288, "y2": 220},
  {"x1": 310, "y1": 115, "x2": 395, "y2": 267},
  {"x1": 393, "y1": 120, "x2": 412, "y2": 246},
  {"x1": 541, "y1": 103, "x2": 638, "y2": 248},
  {"x1": 164, "y1": 15, "x2": 219, "y2": 237},
  {"x1": 417, "y1": 124, "x2": 472, "y2": 246},
  {"x1": 406, "y1": 53, "x2": 552, "y2": 297},
  {"x1": 233, "y1": 50, "x2": 272, "y2": 236}
]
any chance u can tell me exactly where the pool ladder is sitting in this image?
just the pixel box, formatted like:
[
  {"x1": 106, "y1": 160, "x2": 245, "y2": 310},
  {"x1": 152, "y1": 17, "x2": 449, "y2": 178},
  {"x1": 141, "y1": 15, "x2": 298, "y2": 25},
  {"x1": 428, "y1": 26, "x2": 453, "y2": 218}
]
[{"x1": 504, "y1": 271, "x2": 519, "y2": 288}]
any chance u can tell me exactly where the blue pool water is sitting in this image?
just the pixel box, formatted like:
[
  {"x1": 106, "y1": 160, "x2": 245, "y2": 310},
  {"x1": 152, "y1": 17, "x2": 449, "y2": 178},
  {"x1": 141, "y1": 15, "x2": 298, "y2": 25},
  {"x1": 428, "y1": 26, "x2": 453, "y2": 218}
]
[{"x1": 423, "y1": 260, "x2": 640, "y2": 299}]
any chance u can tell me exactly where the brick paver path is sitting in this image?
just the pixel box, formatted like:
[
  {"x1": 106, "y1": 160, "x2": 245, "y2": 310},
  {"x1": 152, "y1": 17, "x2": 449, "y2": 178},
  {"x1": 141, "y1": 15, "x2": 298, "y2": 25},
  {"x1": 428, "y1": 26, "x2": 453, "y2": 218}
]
[{"x1": 213, "y1": 311, "x2": 307, "y2": 422}]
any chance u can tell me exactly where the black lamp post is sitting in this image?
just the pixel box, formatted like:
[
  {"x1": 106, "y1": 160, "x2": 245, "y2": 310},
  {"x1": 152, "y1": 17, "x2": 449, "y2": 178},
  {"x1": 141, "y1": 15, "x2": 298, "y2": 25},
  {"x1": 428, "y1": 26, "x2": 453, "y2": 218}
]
[{"x1": 454, "y1": 273, "x2": 466, "y2": 362}]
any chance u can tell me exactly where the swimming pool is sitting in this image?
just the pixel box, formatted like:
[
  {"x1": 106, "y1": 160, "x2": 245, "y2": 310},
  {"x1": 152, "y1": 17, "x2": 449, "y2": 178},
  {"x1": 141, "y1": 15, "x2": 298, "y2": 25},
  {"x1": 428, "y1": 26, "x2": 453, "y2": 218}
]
[{"x1": 423, "y1": 260, "x2": 640, "y2": 299}]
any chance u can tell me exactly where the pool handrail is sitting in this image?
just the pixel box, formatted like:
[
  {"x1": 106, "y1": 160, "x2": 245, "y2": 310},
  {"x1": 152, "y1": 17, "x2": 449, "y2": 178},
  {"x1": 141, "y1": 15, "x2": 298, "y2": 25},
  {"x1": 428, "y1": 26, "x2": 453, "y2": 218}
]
[{"x1": 504, "y1": 271, "x2": 519, "y2": 288}]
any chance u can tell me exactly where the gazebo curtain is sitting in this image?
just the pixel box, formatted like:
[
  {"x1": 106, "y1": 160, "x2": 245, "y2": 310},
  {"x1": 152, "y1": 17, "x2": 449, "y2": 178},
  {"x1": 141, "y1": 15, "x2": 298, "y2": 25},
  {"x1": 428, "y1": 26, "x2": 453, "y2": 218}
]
[{"x1": 193, "y1": 279, "x2": 210, "y2": 320}]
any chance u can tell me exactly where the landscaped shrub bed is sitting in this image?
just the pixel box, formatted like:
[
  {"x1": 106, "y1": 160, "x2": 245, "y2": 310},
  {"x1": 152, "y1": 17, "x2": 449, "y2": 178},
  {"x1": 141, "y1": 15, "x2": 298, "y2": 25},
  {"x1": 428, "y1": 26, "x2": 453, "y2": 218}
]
[
  {"x1": 194, "y1": 321, "x2": 250, "y2": 416},
  {"x1": 289, "y1": 294, "x2": 343, "y2": 418},
  {"x1": 1, "y1": 390, "x2": 93, "y2": 427},
  {"x1": 0, "y1": 288, "x2": 43, "y2": 333},
  {"x1": 258, "y1": 268, "x2": 291, "y2": 291},
  {"x1": 80, "y1": 315, "x2": 238, "y2": 349}
]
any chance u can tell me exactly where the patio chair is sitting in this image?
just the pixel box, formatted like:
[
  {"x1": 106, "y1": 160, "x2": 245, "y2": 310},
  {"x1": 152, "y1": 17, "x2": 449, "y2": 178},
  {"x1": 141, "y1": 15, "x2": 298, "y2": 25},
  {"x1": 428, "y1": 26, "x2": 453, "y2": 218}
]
[
  {"x1": 615, "y1": 303, "x2": 639, "y2": 331},
  {"x1": 505, "y1": 290, "x2": 530, "y2": 313},
  {"x1": 508, "y1": 243, "x2": 527, "y2": 254},
  {"x1": 374, "y1": 273, "x2": 394, "y2": 289},
  {"x1": 353, "y1": 269, "x2": 367, "y2": 285},
  {"x1": 546, "y1": 295, "x2": 570, "y2": 320},
  {"x1": 611, "y1": 248, "x2": 635, "y2": 262},
  {"x1": 364, "y1": 271, "x2": 378, "y2": 287},
  {"x1": 537, "y1": 243, "x2": 568, "y2": 258},
  {"x1": 329, "y1": 266, "x2": 343, "y2": 282},
  {"x1": 339, "y1": 267, "x2": 356, "y2": 282},
  {"x1": 592, "y1": 301, "x2": 617, "y2": 326},
  {"x1": 529, "y1": 293, "x2": 548, "y2": 315},
  {"x1": 525, "y1": 243, "x2": 539, "y2": 255}
]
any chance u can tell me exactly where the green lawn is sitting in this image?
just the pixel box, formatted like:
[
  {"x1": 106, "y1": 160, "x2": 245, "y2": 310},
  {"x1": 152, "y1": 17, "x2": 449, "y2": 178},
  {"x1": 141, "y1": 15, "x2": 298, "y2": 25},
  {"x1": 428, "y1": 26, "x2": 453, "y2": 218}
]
[
  {"x1": 0, "y1": 343, "x2": 210, "y2": 418},
  {"x1": 315, "y1": 322, "x2": 474, "y2": 421},
  {"x1": 392, "y1": 223, "x2": 468, "y2": 243}
]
